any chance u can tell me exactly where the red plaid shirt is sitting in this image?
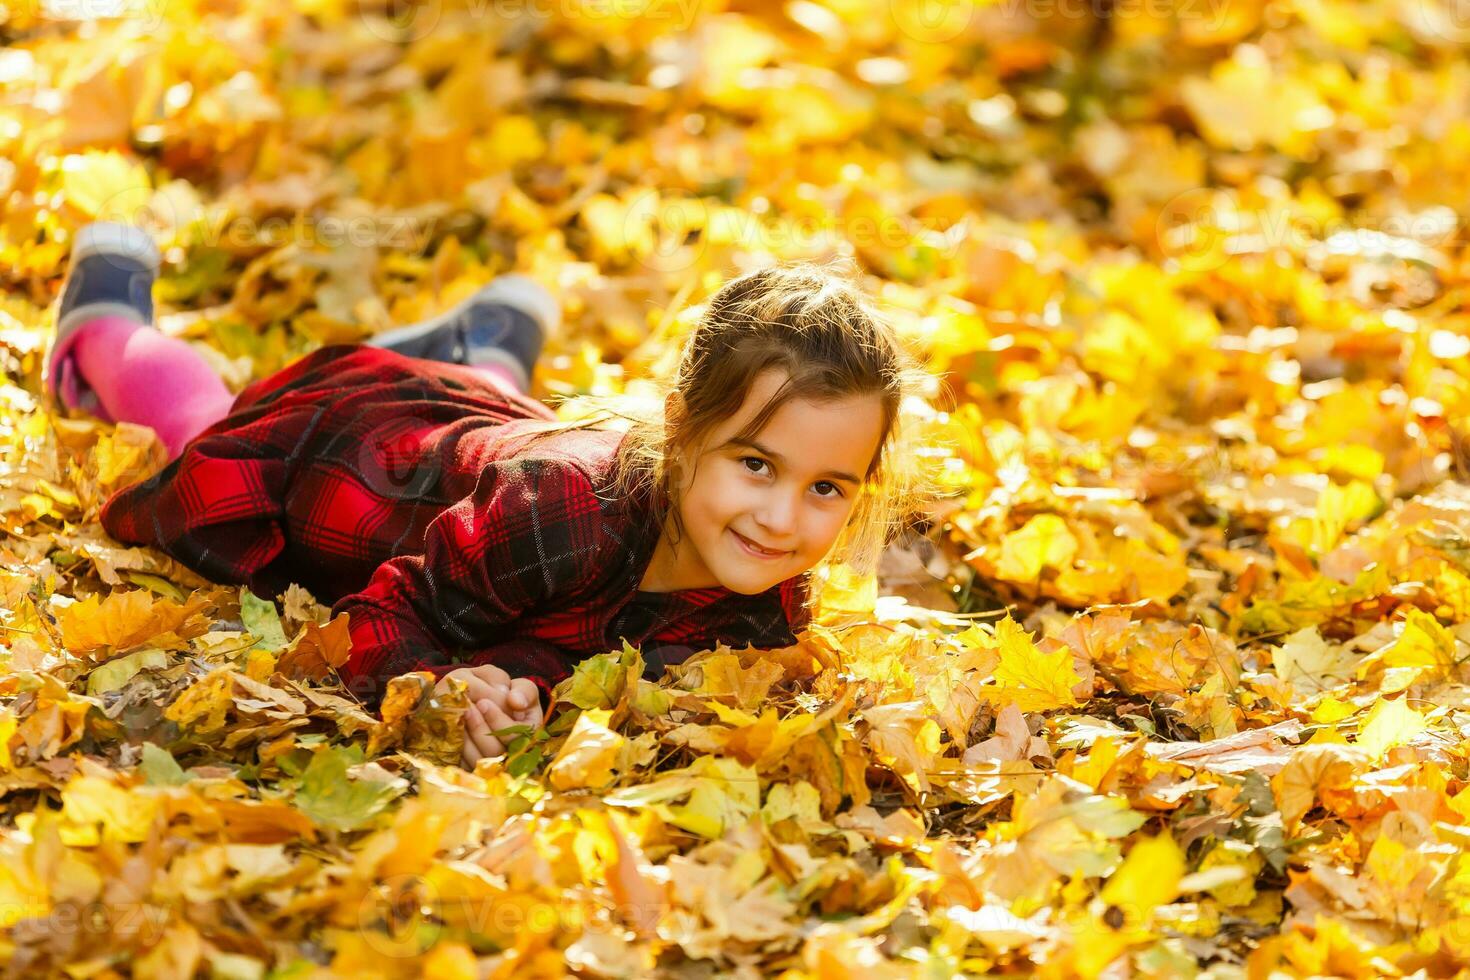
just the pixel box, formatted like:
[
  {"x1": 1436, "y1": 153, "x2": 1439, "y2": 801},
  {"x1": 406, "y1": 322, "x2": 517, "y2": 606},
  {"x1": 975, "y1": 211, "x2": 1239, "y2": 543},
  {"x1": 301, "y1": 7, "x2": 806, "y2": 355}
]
[{"x1": 100, "y1": 344, "x2": 812, "y2": 705}]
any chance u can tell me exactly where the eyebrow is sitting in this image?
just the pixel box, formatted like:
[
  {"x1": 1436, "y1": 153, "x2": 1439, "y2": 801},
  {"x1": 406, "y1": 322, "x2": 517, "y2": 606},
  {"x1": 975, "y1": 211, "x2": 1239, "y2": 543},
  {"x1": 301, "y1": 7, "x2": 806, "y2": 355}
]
[{"x1": 720, "y1": 437, "x2": 863, "y2": 485}]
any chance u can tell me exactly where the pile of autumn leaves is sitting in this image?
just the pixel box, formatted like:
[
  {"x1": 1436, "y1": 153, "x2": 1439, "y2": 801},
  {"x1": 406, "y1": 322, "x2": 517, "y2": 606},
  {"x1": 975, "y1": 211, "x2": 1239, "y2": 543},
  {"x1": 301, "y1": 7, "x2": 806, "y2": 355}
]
[{"x1": 5, "y1": 400, "x2": 1470, "y2": 976}]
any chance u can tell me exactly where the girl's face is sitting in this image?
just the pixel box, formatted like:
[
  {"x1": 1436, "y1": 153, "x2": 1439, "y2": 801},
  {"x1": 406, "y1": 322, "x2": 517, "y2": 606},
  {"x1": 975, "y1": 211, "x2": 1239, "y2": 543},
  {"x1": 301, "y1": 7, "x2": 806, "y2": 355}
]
[{"x1": 645, "y1": 368, "x2": 887, "y2": 596}]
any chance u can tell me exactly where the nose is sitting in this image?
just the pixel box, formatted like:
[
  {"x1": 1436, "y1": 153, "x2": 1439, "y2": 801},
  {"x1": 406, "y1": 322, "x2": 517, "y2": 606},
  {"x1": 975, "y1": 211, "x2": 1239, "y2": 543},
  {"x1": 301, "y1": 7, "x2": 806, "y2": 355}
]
[{"x1": 753, "y1": 488, "x2": 799, "y2": 540}]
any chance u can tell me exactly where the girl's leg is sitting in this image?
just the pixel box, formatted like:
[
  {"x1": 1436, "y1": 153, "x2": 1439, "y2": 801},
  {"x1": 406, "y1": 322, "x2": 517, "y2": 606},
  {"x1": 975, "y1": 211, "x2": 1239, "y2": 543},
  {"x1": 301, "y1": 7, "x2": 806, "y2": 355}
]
[
  {"x1": 367, "y1": 274, "x2": 559, "y2": 397},
  {"x1": 51, "y1": 222, "x2": 235, "y2": 459},
  {"x1": 67, "y1": 302, "x2": 535, "y2": 457},
  {"x1": 69, "y1": 315, "x2": 235, "y2": 457},
  {"x1": 57, "y1": 224, "x2": 556, "y2": 461},
  {"x1": 470, "y1": 361, "x2": 526, "y2": 397}
]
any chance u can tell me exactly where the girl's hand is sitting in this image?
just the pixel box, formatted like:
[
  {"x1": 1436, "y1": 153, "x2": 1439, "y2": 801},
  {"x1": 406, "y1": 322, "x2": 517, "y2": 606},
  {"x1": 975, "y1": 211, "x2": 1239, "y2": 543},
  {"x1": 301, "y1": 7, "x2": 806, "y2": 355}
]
[{"x1": 436, "y1": 665, "x2": 544, "y2": 767}]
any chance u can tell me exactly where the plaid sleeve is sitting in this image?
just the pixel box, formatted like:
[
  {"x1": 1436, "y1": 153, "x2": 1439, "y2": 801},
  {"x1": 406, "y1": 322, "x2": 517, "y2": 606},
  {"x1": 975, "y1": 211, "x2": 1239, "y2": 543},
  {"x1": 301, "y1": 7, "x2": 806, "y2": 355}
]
[
  {"x1": 99, "y1": 433, "x2": 290, "y2": 593},
  {"x1": 332, "y1": 456, "x2": 608, "y2": 701}
]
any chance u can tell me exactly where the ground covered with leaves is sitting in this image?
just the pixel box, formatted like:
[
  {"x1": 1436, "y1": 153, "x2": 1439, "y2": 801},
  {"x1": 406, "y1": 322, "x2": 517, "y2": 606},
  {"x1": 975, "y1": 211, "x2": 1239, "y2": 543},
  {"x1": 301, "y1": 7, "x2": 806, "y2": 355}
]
[{"x1": 2, "y1": 0, "x2": 1470, "y2": 976}]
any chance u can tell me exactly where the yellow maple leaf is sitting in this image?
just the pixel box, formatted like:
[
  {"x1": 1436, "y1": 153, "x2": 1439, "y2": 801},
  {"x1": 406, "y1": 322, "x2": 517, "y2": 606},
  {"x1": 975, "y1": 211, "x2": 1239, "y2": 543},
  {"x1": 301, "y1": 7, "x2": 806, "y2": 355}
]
[
  {"x1": 695, "y1": 653, "x2": 785, "y2": 709},
  {"x1": 1060, "y1": 904, "x2": 1138, "y2": 979},
  {"x1": 1317, "y1": 444, "x2": 1384, "y2": 482},
  {"x1": 1379, "y1": 608, "x2": 1458, "y2": 675},
  {"x1": 1310, "y1": 696, "x2": 1356, "y2": 724},
  {"x1": 1433, "y1": 564, "x2": 1470, "y2": 620},
  {"x1": 581, "y1": 191, "x2": 657, "y2": 264},
  {"x1": 986, "y1": 616, "x2": 1083, "y2": 712},
  {"x1": 1364, "y1": 833, "x2": 1430, "y2": 909},
  {"x1": 1309, "y1": 480, "x2": 1381, "y2": 553},
  {"x1": 994, "y1": 514, "x2": 1078, "y2": 583},
  {"x1": 476, "y1": 115, "x2": 547, "y2": 170},
  {"x1": 761, "y1": 780, "x2": 823, "y2": 827},
  {"x1": 1355, "y1": 696, "x2": 1426, "y2": 761},
  {"x1": 1114, "y1": 536, "x2": 1191, "y2": 605},
  {"x1": 1081, "y1": 309, "x2": 1171, "y2": 386}
]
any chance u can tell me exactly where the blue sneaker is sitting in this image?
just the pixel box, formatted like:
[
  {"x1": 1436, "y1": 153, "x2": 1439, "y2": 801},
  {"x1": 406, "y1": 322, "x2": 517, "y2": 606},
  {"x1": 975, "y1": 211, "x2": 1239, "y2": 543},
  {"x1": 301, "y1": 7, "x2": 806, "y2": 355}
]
[
  {"x1": 366, "y1": 274, "x2": 560, "y2": 391},
  {"x1": 47, "y1": 222, "x2": 161, "y2": 414}
]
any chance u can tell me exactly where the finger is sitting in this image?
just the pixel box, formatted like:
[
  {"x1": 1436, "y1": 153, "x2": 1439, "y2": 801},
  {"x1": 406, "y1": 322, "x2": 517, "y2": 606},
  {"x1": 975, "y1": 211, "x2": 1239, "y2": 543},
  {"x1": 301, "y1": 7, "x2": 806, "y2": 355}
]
[
  {"x1": 460, "y1": 674, "x2": 503, "y2": 704},
  {"x1": 508, "y1": 678, "x2": 538, "y2": 712},
  {"x1": 507, "y1": 694, "x2": 543, "y2": 725},
  {"x1": 475, "y1": 699, "x2": 511, "y2": 756},
  {"x1": 461, "y1": 718, "x2": 485, "y2": 769},
  {"x1": 438, "y1": 670, "x2": 493, "y2": 705},
  {"x1": 481, "y1": 683, "x2": 519, "y2": 713},
  {"x1": 471, "y1": 664, "x2": 512, "y2": 687},
  {"x1": 479, "y1": 698, "x2": 520, "y2": 735},
  {"x1": 512, "y1": 704, "x2": 545, "y2": 729},
  {"x1": 464, "y1": 702, "x2": 504, "y2": 759},
  {"x1": 464, "y1": 672, "x2": 523, "y2": 711}
]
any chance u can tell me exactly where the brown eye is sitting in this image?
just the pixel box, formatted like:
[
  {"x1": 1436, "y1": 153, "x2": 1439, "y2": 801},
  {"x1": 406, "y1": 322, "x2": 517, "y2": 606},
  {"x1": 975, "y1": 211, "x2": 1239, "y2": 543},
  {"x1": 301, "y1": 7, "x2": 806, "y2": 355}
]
[
  {"x1": 740, "y1": 456, "x2": 769, "y2": 475},
  {"x1": 814, "y1": 481, "x2": 843, "y2": 498}
]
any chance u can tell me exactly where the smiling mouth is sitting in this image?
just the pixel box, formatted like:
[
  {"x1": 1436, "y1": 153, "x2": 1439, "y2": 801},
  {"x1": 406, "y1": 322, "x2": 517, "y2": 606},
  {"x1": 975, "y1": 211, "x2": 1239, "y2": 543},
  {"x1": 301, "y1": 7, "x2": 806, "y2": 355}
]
[{"x1": 731, "y1": 529, "x2": 789, "y2": 558}]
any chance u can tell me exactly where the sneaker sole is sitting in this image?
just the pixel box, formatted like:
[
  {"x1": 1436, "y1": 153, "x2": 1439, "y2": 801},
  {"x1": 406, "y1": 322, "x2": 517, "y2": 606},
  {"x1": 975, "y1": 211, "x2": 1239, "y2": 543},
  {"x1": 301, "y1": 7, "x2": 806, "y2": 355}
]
[{"x1": 368, "y1": 274, "x2": 561, "y2": 351}]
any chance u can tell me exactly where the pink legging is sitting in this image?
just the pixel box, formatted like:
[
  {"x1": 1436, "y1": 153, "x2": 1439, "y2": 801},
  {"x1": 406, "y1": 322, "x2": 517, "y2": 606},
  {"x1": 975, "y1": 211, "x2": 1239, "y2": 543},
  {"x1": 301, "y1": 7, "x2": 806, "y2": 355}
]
[{"x1": 65, "y1": 316, "x2": 523, "y2": 459}]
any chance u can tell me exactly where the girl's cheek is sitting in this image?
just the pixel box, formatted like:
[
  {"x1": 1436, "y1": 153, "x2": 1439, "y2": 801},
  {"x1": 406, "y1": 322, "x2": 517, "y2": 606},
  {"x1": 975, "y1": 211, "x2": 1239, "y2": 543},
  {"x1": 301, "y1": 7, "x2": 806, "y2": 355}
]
[
  {"x1": 710, "y1": 480, "x2": 749, "y2": 517},
  {"x1": 819, "y1": 510, "x2": 850, "y2": 546},
  {"x1": 690, "y1": 483, "x2": 724, "y2": 521}
]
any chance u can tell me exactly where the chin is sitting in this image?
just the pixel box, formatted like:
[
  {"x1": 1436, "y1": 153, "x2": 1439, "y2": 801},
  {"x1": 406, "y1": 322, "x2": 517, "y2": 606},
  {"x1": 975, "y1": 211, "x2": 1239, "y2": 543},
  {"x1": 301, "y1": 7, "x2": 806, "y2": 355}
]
[
  {"x1": 715, "y1": 568, "x2": 780, "y2": 595},
  {"x1": 719, "y1": 577, "x2": 771, "y2": 596}
]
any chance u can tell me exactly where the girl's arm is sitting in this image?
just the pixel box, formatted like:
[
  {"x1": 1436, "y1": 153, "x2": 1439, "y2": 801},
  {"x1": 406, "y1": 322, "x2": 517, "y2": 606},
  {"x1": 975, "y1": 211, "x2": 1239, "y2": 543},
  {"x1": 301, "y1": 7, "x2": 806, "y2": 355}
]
[
  {"x1": 331, "y1": 456, "x2": 609, "y2": 705},
  {"x1": 99, "y1": 433, "x2": 294, "y2": 595}
]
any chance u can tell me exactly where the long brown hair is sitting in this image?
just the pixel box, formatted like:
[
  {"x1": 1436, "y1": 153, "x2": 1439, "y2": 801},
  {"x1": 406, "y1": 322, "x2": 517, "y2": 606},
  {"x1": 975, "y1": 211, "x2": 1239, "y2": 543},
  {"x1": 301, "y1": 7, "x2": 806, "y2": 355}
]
[{"x1": 541, "y1": 260, "x2": 934, "y2": 593}]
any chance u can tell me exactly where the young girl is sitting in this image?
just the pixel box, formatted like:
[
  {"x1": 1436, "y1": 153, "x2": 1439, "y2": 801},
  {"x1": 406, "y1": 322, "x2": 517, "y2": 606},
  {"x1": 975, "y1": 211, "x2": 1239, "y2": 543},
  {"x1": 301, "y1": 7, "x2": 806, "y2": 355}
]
[{"x1": 50, "y1": 222, "x2": 927, "y2": 766}]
